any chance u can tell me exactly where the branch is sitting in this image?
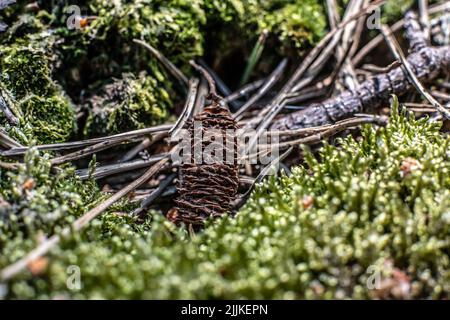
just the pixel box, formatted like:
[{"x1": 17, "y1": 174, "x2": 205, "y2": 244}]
[{"x1": 381, "y1": 24, "x2": 450, "y2": 120}]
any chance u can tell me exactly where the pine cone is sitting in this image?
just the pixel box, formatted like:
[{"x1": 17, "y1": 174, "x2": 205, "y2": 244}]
[{"x1": 174, "y1": 98, "x2": 239, "y2": 227}]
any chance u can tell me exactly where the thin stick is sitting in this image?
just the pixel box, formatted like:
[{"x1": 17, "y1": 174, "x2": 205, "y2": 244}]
[
  {"x1": 348, "y1": 0, "x2": 369, "y2": 58},
  {"x1": 0, "y1": 161, "x2": 19, "y2": 170},
  {"x1": 334, "y1": 0, "x2": 364, "y2": 90},
  {"x1": 241, "y1": 116, "x2": 385, "y2": 163},
  {"x1": 50, "y1": 138, "x2": 132, "y2": 166},
  {"x1": 223, "y1": 78, "x2": 266, "y2": 103},
  {"x1": 0, "y1": 155, "x2": 170, "y2": 282},
  {"x1": 189, "y1": 60, "x2": 218, "y2": 98},
  {"x1": 418, "y1": 0, "x2": 431, "y2": 41},
  {"x1": 133, "y1": 39, "x2": 188, "y2": 87},
  {"x1": 118, "y1": 132, "x2": 166, "y2": 163},
  {"x1": 272, "y1": 116, "x2": 388, "y2": 149},
  {"x1": 0, "y1": 128, "x2": 22, "y2": 149},
  {"x1": 76, "y1": 154, "x2": 168, "y2": 180},
  {"x1": 130, "y1": 173, "x2": 176, "y2": 216},
  {"x1": 381, "y1": 24, "x2": 450, "y2": 120},
  {"x1": 234, "y1": 59, "x2": 287, "y2": 120},
  {"x1": 0, "y1": 95, "x2": 19, "y2": 126},
  {"x1": 193, "y1": 79, "x2": 208, "y2": 115},
  {"x1": 170, "y1": 78, "x2": 199, "y2": 139},
  {"x1": 1, "y1": 124, "x2": 172, "y2": 156},
  {"x1": 326, "y1": 0, "x2": 340, "y2": 30},
  {"x1": 432, "y1": 90, "x2": 450, "y2": 101},
  {"x1": 360, "y1": 61, "x2": 402, "y2": 73}
]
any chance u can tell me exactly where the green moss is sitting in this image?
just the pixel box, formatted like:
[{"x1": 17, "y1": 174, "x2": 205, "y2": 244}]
[
  {"x1": 84, "y1": 0, "x2": 205, "y2": 74},
  {"x1": 202, "y1": 0, "x2": 326, "y2": 83},
  {"x1": 205, "y1": 0, "x2": 326, "y2": 49},
  {"x1": 381, "y1": 0, "x2": 415, "y2": 23},
  {"x1": 380, "y1": 0, "x2": 440, "y2": 23},
  {"x1": 2, "y1": 99, "x2": 449, "y2": 299},
  {"x1": 0, "y1": 148, "x2": 101, "y2": 271},
  {"x1": 0, "y1": 38, "x2": 76, "y2": 143},
  {"x1": 84, "y1": 72, "x2": 171, "y2": 137},
  {"x1": 0, "y1": 44, "x2": 55, "y2": 99},
  {"x1": 258, "y1": 0, "x2": 326, "y2": 50},
  {"x1": 20, "y1": 94, "x2": 76, "y2": 144}
]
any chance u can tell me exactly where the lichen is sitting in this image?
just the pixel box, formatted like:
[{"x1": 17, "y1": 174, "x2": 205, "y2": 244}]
[{"x1": 2, "y1": 99, "x2": 449, "y2": 299}]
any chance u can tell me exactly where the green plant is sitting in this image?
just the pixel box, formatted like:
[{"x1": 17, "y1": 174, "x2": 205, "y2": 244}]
[
  {"x1": 0, "y1": 36, "x2": 76, "y2": 143},
  {"x1": 2, "y1": 99, "x2": 448, "y2": 299},
  {"x1": 83, "y1": 72, "x2": 171, "y2": 137}
]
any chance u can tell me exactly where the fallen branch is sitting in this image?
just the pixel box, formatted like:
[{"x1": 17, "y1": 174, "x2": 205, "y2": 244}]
[
  {"x1": 381, "y1": 19, "x2": 450, "y2": 119},
  {"x1": 271, "y1": 11, "x2": 450, "y2": 130}
]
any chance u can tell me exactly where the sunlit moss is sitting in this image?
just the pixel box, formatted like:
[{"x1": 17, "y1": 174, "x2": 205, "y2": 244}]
[
  {"x1": 205, "y1": 0, "x2": 326, "y2": 49},
  {"x1": 19, "y1": 94, "x2": 76, "y2": 143},
  {"x1": 257, "y1": 0, "x2": 327, "y2": 50},
  {"x1": 0, "y1": 148, "x2": 101, "y2": 270},
  {"x1": 85, "y1": 0, "x2": 205, "y2": 72},
  {"x1": 0, "y1": 43, "x2": 55, "y2": 99}
]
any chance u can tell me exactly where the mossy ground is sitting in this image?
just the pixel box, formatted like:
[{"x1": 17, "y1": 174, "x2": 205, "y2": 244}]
[
  {"x1": 1, "y1": 1, "x2": 448, "y2": 300},
  {"x1": 1, "y1": 101, "x2": 449, "y2": 299},
  {"x1": 1, "y1": 0, "x2": 328, "y2": 142}
]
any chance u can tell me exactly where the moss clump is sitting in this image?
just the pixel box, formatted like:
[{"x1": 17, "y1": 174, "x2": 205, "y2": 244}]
[
  {"x1": 257, "y1": 0, "x2": 326, "y2": 50},
  {"x1": 0, "y1": 44, "x2": 55, "y2": 99},
  {"x1": 88, "y1": 0, "x2": 205, "y2": 62},
  {"x1": 0, "y1": 39, "x2": 76, "y2": 144},
  {"x1": 205, "y1": 0, "x2": 326, "y2": 50},
  {"x1": 2, "y1": 99, "x2": 449, "y2": 299},
  {"x1": 19, "y1": 94, "x2": 76, "y2": 144},
  {"x1": 66, "y1": 0, "x2": 206, "y2": 84},
  {"x1": 0, "y1": 148, "x2": 101, "y2": 274},
  {"x1": 202, "y1": 0, "x2": 326, "y2": 84},
  {"x1": 83, "y1": 72, "x2": 171, "y2": 137}
]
